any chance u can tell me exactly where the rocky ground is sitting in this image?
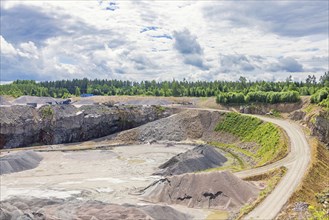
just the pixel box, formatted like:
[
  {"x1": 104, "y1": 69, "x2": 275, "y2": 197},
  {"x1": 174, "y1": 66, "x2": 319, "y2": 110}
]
[
  {"x1": 1, "y1": 144, "x2": 234, "y2": 219},
  {"x1": 1, "y1": 197, "x2": 191, "y2": 220}
]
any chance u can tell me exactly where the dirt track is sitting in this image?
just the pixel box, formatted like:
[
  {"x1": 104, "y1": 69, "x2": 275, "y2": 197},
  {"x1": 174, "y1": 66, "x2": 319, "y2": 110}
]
[{"x1": 241, "y1": 116, "x2": 311, "y2": 220}]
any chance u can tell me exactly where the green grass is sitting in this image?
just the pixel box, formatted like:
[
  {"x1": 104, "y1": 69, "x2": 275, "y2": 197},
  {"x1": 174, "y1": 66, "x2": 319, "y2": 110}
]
[{"x1": 215, "y1": 112, "x2": 287, "y2": 166}]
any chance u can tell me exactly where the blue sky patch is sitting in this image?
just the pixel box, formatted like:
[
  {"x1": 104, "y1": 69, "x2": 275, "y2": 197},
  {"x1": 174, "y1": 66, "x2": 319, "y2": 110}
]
[{"x1": 140, "y1": 26, "x2": 158, "y2": 33}]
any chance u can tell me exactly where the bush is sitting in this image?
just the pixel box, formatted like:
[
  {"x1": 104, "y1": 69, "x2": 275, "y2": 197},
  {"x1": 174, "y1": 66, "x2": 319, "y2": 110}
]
[
  {"x1": 216, "y1": 91, "x2": 300, "y2": 104},
  {"x1": 311, "y1": 87, "x2": 329, "y2": 103}
]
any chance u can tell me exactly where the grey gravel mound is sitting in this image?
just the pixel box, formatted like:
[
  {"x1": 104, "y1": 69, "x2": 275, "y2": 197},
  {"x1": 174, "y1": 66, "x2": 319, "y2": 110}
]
[
  {"x1": 72, "y1": 99, "x2": 96, "y2": 105},
  {"x1": 113, "y1": 110, "x2": 238, "y2": 145},
  {"x1": 122, "y1": 98, "x2": 172, "y2": 106},
  {"x1": 12, "y1": 96, "x2": 61, "y2": 105},
  {"x1": 154, "y1": 145, "x2": 227, "y2": 176},
  {"x1": 142, "y1": 171, "x2": 259, "y2": 211},
  {"x1": 0, "y1": 96, "x2": 11, "y2": 105},
  {"x1": 0, "y1": 197, "x2": 191, "y2": 220},
  {"x1": 0, "y1": 151, "x2": 43, "y2": 175}
]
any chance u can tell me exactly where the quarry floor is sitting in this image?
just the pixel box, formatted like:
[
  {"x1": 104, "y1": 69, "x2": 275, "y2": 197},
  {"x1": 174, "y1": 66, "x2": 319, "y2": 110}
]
[{"x1": 0, "y1": 144, "x2": 226, "y2": 219}]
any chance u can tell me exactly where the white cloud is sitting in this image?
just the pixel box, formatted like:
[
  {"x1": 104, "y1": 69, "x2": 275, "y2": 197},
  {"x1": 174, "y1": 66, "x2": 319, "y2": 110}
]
[
  {"x1": 0, "y1": 36, "x2": 18, "y2": 56},
  {"x1": 0, "y1": 1, "x2": 328, "y2": 82}
]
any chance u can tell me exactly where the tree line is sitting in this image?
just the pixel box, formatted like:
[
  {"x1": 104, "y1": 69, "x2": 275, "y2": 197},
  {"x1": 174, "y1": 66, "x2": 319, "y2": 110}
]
[{"x1": 0, "y1": 72, "x2": 328, "y2": 105}]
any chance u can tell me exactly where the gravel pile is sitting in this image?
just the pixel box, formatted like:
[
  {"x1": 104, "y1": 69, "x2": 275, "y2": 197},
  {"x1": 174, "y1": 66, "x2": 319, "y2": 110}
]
[
  {"x1": 12, "y1": 96, "x2": 60, "y2": 105},
  {"x1": 0, "y1": 151, "x2": 43, "y2": 175},
  {"x1": 0, "y1": 96, "x2": 11, "y2": 105},
  {"x1": 142, "y1": 171, "x2": 259, "y2": 211},
  {"x1": 0, "y1": 197, "x2": 190, "y2": 220},
  {"x1": 154, "y1": 145, "x2": 227, "y2": 176},
  {"x1": 72, "y1": 99, "x2": 96, "y2": 106},
  {"x1": 114, "y1": 109, "x2": 237, "y2": 144},
  {"x1": 121, "y1": 98, "x2": 172, "y2": 106}
]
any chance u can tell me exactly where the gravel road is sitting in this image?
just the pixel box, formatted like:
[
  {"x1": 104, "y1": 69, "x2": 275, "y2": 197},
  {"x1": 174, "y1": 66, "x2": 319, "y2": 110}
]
[{"x1": 241, "y1": 116, "x2": 311, "y2": 220}]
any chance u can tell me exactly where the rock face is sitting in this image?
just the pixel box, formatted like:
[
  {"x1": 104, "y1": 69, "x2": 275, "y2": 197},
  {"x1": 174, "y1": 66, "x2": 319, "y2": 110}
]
[
  {"x1": 154, "y1": 145, "x2": 227, "y2": 176},
  {"x1": 0, "y1": 104, "x2": 172, "y2": 149},
  {"x1": 0, "y1": 151, "x2": 43, "y2": 175},
  {"x1": 311, "y1": 112, "x2": 329, "y2": 147},
  {"x1": 141, "y1": 171, "x2": 259, "y2": 211},
  {"x1": 289, "y1": 110, "x2": 306, "y2": 121},
  {"x1": 289, "y1": 110, "x2": 329, "y2": 147},
  {"x1": 0, "y1": 197, "x2": 190, "y2": 220}
]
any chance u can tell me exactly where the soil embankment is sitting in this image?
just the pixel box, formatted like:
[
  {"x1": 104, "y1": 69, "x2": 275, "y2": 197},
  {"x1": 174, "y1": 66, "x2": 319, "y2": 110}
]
[
  {"x1": 0, "y1": 151, "x2": 42, "y2": 175},
  {"x1": 141, "y1": 171, "x2": 259, "y2": 211}
]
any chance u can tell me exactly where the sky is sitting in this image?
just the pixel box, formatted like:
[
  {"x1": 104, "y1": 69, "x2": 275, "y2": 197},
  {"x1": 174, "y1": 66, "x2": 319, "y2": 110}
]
[{"x1": 0, "y1": 0, "x2": 328, "y2": 82}]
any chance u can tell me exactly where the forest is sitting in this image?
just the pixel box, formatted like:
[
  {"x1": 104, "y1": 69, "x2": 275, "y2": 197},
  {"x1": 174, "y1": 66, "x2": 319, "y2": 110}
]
[{"x1": 0, "y1": 72, "x2": 328, "y2": 105}]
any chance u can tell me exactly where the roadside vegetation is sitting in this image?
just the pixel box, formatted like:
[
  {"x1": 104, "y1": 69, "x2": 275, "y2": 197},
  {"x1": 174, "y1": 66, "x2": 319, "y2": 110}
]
[
  {"x1": 311, "y1": 87, "x2": 329, "y2": 109},
  {"x1": 278, "y1": 139, "x2": 329, "y2": 219},
  {"x1": 214, "y1": 112, "x2": 288, "y2": 166}
]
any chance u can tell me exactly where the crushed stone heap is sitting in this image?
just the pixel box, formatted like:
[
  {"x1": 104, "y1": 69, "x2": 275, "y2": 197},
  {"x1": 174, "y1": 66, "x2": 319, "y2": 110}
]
[
  {"x1": 0, "y1": 197, "x2": 191, "y2": 220},
  {"x1": 154, "y1": 145, "x2": 227, "y2": 176},
  {"x1": 142, "y1": 171, "x2": 259, "y2": 211},
  {"x1": 0, "y1": 151, "x2": 43, "y2": 175}
]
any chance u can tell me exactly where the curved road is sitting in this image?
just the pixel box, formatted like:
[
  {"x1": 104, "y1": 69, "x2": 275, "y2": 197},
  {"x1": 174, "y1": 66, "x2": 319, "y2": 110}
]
[
  {"x1": 239, "y1": 116, "x2": 311, "y2": 219},
  {"x1": 186, "y1": 108, "x2": 311, "y2": 219}
]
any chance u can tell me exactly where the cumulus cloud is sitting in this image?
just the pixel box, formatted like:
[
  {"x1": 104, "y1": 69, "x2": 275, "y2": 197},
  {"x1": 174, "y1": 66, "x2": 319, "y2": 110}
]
[
  {"x1": 204, "y1": 1, "x2": 329, "y2": 37},
  {"x1": 173, "y1": 29, "x2": 208, "y2": 69},
  {"x1": 0, "y1": 1, "x2": 327, "y2": 82},
  {"x1": 268, "y1": 57, "x2": 304, "y2": 72},
  {"x1": 219, "y1": 54, "x2": 256, "y2": 73},
  {"x1": 0, "y1": 36, "x2": 18, "y2": 56},
  {"x1": 173, "y1": 29, "x2": 202, "y2": 55}
]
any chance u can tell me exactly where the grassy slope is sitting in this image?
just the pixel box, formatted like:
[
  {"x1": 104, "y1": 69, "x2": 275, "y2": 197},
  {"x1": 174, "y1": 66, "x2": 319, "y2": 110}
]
[{"x1": 214, "y1": 112, "x2": 288, "y2": 166}]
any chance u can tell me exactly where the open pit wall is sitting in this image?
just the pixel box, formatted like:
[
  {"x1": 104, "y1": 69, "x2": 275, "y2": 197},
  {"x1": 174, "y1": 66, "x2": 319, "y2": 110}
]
[{"x1": 0, "y1": 104, "x2": 173, "y2": 149}]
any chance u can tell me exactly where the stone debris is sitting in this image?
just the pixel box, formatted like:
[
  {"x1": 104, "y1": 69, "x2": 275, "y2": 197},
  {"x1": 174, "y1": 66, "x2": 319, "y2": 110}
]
[
  {"x1": 154, "y1": 145, "x2": 227, "y2": 176},
  {"x1": 0, "y1": 197, "x2": 191, "y2": 220}
]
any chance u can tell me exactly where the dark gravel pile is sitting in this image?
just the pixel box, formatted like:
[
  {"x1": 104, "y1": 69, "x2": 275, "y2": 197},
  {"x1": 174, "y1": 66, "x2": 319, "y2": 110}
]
[
  {"x1": 142, "y1": 171, "x2": 259, "y2": 211},
  {"x1": 154, "y1": 145, "x2": 227, "y2": 176},
  {"x1": 122, "y1": 98, "x2": 172, "y2": 106},
  {"x1": 0, "y1": 151, "x2": 43, "y2": 175},
  {"x1": 12, "y1": 96, "x2": 60, "y2": 105},
  {"x1": 0, "y1": 197, "x2": 191, "y2": 220}
]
